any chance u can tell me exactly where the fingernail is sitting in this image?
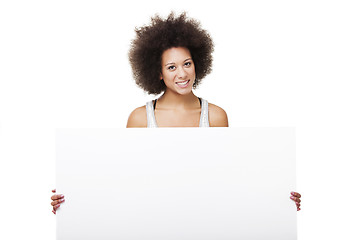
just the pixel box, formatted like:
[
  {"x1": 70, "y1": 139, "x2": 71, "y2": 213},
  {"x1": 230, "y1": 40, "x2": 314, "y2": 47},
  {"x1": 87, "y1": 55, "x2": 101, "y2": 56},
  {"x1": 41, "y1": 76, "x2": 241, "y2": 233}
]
[
  {"x1": 60, "y1": 194, "x2": 64, "y2": 198},
  {"x1": 291, "y1": 191, "x2": 294, "y2": 194},
  {"x1": 290, "y1": 196, "x2": 294, "y2": 199}
]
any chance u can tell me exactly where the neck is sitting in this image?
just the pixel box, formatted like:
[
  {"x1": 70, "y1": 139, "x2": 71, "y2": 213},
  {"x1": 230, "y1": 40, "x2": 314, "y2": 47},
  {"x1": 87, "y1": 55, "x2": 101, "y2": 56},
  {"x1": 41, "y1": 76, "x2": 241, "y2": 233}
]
[{"x1": 158, "y1": 89, "x2": 199, "y2": 109}]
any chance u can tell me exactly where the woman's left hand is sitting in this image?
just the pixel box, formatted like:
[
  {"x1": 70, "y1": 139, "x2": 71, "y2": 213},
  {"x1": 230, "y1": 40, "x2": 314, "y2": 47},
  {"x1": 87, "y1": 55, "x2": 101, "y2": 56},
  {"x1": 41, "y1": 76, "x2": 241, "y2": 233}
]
[{"x1": 290, "y1": 192, "x2": 301, "y2": 211}]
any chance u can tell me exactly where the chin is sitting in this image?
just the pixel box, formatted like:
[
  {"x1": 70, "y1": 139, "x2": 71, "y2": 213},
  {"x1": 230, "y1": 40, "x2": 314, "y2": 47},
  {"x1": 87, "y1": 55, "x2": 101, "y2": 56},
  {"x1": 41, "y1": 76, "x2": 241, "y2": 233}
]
[{"x1": 176, "y1": 88, "x2": 193, "y2": 95}]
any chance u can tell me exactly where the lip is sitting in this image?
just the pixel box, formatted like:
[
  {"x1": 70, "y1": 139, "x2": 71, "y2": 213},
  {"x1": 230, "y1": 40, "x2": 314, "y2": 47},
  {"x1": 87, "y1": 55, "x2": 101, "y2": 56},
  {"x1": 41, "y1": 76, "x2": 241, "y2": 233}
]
[{"x1": 176, "y1": 80, "x2": 190, "y2": 88}]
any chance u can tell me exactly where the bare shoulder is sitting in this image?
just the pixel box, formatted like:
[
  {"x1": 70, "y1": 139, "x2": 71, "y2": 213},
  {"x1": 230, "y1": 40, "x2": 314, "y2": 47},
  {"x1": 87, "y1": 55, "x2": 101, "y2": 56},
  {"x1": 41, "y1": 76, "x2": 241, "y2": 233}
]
[
  {"x1": 208, "y1": 103, "x2": 229, "y2": 127},
  {"x1": 126, "y1": 105, "x2": 147, "y2": 128}
]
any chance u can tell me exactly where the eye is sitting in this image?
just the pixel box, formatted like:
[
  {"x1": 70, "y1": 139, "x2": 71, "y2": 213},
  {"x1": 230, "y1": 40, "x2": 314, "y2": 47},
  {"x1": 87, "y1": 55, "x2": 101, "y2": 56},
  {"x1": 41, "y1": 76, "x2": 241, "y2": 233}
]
[
  {"x1": 184, "y1": 62, "x2": 192, "y2": 67},
  {"x1": 167, "y1": 65, "x2": 176, "y2": 70}
]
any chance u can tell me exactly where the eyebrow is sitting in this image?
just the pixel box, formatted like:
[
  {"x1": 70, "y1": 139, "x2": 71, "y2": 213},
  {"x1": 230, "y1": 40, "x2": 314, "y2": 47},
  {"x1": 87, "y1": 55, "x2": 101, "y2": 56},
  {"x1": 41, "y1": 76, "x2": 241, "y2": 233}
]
[{"x1": 165, "y1": 58, "x2": 193, "y2": 66}]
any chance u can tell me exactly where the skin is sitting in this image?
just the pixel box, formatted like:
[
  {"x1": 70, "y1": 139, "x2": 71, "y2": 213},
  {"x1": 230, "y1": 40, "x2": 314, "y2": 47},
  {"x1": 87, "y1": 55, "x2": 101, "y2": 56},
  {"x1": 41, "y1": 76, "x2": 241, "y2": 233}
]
[
  {"x1": 51, "y1": 47, "x2": 301, "y2": 213},
  {"x1": 51, "y1": 189, "x2": 64, "y2": 214}
]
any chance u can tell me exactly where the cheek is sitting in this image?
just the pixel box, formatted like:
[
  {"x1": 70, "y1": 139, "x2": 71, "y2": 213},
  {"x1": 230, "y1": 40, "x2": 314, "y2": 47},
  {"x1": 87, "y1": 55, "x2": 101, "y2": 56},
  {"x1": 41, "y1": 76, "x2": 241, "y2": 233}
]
[
  {"x1": 189, "y1": 67, "x2": 196, "y2": 77},
  {"x1": 164, "y1": 72, "x2": 176, "y2": 80}
]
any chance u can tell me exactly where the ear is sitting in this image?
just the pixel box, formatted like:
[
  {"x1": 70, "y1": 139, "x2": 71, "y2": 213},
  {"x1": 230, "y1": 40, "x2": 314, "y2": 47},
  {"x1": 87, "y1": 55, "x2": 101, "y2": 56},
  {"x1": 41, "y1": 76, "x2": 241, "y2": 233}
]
[{"x1": 159, "y1": 73, "x2": 163, "y2": 81}]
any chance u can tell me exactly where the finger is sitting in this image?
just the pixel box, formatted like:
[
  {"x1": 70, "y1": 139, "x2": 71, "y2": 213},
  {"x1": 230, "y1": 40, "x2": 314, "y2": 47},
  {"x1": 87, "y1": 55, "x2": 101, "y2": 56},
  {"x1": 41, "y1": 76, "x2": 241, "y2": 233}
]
[
  {"x1": 52, "y1": 189, "x2": 56, "y2": 193},
  {"x1": 291, "y1": 192, "x2": 301, "y2": 198},
  {"x1": 52, "y1": 209, "x2": 56, "y2": 214},
  {"x1": 51, "y1": 200, "x2": 58, "y2": 206},
  {"x1": 51, "y1": 198, "x2": 65, "y2": 206},
  {"x1": 296, "y1": 202, "x2": 300, "y2": 207},
  {"x1": 53, "y1": 204, "x2": 60, "y2": 210},
  {"x1": 290, "y1": 196, "x2": 301, "y2": 203},
  {"x1": 51, "y1": 194, "x2": 64, "y2": 200}
]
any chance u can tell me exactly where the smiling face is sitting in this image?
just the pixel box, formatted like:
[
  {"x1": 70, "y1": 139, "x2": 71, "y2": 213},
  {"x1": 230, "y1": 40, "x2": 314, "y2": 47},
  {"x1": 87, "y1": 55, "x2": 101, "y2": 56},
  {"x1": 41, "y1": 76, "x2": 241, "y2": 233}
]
[{"x1": 160, "y1": 47, "x2": 196, "y2": 95}]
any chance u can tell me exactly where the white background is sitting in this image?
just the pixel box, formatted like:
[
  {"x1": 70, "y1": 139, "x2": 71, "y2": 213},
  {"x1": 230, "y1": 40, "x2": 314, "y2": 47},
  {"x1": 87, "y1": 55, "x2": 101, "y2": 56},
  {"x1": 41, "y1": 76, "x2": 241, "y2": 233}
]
[{"x1": 0, "y1": 0, "x2": 359, "y2": 239}]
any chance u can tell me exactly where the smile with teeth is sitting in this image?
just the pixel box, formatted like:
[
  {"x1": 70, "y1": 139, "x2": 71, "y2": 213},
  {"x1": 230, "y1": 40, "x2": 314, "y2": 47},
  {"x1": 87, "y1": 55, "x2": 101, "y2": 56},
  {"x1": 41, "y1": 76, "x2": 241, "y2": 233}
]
[{"x1": 176, "y1": 80, "x2": 190, "y2": 86}]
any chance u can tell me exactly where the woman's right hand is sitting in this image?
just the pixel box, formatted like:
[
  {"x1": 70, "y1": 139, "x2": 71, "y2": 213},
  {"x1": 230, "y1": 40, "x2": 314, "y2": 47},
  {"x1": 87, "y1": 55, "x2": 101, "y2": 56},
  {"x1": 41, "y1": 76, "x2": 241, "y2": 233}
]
[{"x1": 51, "y1": 189, "x2": 65, "y2": 214}]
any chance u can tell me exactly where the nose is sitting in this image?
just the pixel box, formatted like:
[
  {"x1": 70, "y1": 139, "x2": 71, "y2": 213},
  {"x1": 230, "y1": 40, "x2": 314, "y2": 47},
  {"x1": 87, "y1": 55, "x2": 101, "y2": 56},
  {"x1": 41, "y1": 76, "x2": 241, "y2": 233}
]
[{"x1": 177, "y1": 66, "x2": 187, "y2": 79}]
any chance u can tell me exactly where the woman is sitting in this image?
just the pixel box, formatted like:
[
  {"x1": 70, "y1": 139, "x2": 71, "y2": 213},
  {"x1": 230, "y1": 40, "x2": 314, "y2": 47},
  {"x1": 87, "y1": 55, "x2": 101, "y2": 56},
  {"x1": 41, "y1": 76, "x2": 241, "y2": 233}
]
[{"x1": 51, "y1": 12, "x2": 302, "y2": 213}]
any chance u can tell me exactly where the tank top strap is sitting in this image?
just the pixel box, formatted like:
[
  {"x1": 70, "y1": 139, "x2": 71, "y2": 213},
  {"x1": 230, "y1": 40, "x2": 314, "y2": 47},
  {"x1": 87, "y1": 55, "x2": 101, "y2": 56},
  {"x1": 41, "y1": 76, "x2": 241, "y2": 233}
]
[
  {"x1": 146, "y1": 101, "x2": 158, "y2": 128},
  {"x1": 199, "y1": 98, "x2": 210, "y2": 127}
]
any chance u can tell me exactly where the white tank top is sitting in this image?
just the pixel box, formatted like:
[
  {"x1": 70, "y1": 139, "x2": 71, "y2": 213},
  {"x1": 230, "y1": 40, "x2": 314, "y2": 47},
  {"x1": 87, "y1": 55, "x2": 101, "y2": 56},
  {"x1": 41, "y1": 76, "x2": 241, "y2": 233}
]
[{"x1": 146, "y1": 98, "x2": 210, "y2": 128}]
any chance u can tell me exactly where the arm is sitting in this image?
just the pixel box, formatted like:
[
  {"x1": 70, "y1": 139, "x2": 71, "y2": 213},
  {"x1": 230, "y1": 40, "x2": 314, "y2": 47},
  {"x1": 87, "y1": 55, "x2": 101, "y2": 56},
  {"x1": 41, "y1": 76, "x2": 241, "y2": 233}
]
[
  {"x1": 126, "y1": 106, "x2": 147, "y2": 128},
  {"x1": 208, "y1": 103, "x2": 229, "y2": 127}
]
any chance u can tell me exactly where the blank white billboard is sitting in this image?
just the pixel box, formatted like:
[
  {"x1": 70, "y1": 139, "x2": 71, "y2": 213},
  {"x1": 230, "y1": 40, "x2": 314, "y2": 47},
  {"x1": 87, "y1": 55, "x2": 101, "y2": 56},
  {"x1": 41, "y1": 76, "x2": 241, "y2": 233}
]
[{"x1": 56, "y1": 128, "x2": 296, "y2": 239}]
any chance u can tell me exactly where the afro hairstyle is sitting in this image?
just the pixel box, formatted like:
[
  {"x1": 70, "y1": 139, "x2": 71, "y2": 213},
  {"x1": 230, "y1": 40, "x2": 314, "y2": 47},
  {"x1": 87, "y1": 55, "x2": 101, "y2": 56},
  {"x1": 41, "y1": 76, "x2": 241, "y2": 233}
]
[{"x1": 128, "y1": 12, "x2": 214, "y2": 95}]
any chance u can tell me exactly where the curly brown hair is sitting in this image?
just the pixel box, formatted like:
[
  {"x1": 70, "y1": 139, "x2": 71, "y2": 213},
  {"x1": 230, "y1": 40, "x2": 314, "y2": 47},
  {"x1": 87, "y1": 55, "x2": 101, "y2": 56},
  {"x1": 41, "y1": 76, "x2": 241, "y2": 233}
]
[{"x1": 128, "y1": 12, "x2": 214, "y2": 95}]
